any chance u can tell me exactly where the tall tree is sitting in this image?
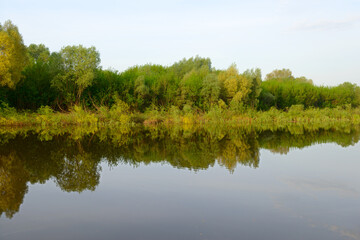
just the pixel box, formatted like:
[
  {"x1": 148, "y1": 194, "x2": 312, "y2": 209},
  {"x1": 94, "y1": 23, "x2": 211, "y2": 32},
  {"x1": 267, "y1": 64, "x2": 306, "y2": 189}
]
[
  {"x1": 243, "y1": 68, "x2": 262, "y2": 108},
  {"x1": 52, "y1": 45, "x2": 100, "y2": 107},
  {"x1": 0, "y1": 20, "x2": 28, "y2": 88}
]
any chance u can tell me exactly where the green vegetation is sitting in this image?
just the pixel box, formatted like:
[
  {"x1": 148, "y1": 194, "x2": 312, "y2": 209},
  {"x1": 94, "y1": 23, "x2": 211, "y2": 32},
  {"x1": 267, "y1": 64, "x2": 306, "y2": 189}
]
[
  {"x1": 0, "y1": 20, "x2": 28, "y2": 88},
  {"x1": 1, "y1": 20, "x2": 360, "y2": 127}
]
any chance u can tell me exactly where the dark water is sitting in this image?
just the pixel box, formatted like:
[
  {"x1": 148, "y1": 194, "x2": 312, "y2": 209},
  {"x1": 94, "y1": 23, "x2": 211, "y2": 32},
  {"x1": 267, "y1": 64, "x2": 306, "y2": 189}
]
[{"x1": 0, "y1": 126, "x2": 360, "y2": 240}]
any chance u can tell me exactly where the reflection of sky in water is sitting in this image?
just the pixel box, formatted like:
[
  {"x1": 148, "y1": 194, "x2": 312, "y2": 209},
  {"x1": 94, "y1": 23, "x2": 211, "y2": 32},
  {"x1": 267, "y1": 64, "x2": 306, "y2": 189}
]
[{"x1": 1, "y1": 142, "x2": 360, "y2": 240}]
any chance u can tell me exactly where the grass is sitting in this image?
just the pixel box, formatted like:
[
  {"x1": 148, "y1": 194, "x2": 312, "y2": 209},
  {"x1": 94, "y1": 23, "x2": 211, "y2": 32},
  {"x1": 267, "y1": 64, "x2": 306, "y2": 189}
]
[{"x1": 0, "y1": 102, "x2": 359, "y2": 130}]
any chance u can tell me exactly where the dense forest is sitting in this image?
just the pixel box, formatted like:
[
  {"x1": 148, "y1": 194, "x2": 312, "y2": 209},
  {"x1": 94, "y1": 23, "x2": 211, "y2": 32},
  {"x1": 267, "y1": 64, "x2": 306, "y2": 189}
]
[{"x1": 1, "y1": 20, "x2": 360, "y2": 115}]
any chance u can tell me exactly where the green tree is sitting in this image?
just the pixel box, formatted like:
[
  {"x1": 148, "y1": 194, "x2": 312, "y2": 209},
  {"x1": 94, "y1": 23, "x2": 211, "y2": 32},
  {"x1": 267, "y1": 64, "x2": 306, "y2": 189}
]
[
  {"x1": 172, "y1": 56, "x2": 211, "y2": 79},
  {"x1": 0, "y1": 20, "x2": 28, "y2": 88},
  {"x1": 8, "y1": 45, "x2": 60, "y2": 109},
  {"x1": 243, "y1": 68, "x2": 262, "y2": 108},
  {"x1": 265, "y1": 68, "x2": 293, "y2": 81},
  {"x1": 134, "y1": 75, "x2": 150, "y2": 110},
  {"x1": 218, "y1": 64, "x2": 239, "y2": 102},
  {"x1": 27, "y1": 43, "x2": 50, "y2": 63},
  {"x1": 258, "y1": 89, "x2": 275, "y2": 110},
  {"x1": 52, "y1": 45, "x2": 100, "y2": 107},
  {"x1": 200, "y1": 73, "x2": 220, "y2": 109},
  {"x1": 218, "y1": 64, "x2": 252, "y2": 109},
  {"x1": 295, "y1": 76, "x2": 313, "y2": 85},
  {"x1": 179, "y1": 66, "x2": 208, "y2": 107},
  {"x1": 85, "y1": 69, "x2": 125, "y2": 108}
]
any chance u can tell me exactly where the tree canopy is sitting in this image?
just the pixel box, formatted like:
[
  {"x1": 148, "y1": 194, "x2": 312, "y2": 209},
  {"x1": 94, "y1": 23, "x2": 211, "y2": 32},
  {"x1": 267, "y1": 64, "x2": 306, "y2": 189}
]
[
  {"x1": 0, "y1": 20, "x2": 28, "y2": 88},
  {"x1": 51, "y1": 45, "x2": 100, "y2": 106}
]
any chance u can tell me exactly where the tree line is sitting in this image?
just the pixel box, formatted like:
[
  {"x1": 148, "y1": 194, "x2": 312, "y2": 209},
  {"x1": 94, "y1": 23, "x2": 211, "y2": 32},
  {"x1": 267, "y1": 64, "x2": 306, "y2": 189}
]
[{"x1": 1, "y1": 20, "x2": 359, "y2": 113}]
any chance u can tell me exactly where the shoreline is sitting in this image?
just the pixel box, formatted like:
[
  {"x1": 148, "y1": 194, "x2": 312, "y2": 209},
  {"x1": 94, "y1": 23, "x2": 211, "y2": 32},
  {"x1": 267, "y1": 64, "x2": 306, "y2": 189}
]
[{"x1": 0, "y1": 106, "x2": 359, "y2": 128}]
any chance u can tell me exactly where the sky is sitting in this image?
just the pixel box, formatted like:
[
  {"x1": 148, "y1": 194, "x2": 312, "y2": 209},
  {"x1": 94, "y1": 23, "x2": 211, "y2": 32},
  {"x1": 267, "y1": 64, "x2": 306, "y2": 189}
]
[{"x1": 1, "y1": 0, "x2": 360, "y2": 86}]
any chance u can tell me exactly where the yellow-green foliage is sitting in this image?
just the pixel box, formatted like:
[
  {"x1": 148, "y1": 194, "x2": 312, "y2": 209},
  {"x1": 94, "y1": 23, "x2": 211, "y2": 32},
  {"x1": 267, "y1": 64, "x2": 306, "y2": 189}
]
[
  {"x1": 108, "y1": 98, "x2": 131, "y2": 125},
  {"x1": 182, "y1": 114, "x2": 194, "y2": 125},
  {"x1": 167, "y1": 105, "x2": 182, "y2": 124},
  {"x1": 35, "y1": 106, "x2": 54, "y2": 126},
  {"x1": 218, "y1": 64, "x2": 252, "y2": 107},
  {"x1": 0, "y1": 101, "x2": 359, "y2": 130},
  {"x1": 0, "y1": 20, "x2": 28, "y2": 88},
  {"x1": 69, "y1": 105, "x2": 98, "y2": 125},
  {"x1": 143, "y1": 105, "x2": 166, "y2": 125}
]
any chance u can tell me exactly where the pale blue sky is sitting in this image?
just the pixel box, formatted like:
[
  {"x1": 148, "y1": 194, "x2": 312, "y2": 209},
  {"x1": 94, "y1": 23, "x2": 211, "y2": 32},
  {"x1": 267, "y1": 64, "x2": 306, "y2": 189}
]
[{"x1": 1, "y1": 0, "x2": 360, "y2": 86}]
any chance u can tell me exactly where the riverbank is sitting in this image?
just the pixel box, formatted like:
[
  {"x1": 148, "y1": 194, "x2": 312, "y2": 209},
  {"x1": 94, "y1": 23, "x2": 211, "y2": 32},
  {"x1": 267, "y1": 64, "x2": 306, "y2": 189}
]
[{"x1": 0, "y1": 104, "x2": 359, "y2": 130}]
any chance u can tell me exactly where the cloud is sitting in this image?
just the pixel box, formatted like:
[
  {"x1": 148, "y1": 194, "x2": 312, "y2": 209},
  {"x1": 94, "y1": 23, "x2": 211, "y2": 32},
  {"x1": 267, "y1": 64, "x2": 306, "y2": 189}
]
[{"x1": 289, "y1": 16, "x2": 360, "y2": 31}]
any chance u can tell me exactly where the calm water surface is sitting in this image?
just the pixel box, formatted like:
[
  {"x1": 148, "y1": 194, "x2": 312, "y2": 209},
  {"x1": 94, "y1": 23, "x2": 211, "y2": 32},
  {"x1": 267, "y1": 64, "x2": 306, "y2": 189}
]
[{"x1": 0, "y1": 127, "x2": 359, "y2": 240}]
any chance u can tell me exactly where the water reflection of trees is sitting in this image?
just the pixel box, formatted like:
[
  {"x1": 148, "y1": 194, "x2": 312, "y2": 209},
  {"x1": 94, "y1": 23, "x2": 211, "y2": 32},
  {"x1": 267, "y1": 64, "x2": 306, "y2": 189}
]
[
  {"x1": 259, "y1": 127, "x2": 360, "y2": 154},
  {"x1": 0, "y1": 125, "x2": 359, "y2": 218},
  {"x1": 0, "y1": 152, "x2": 29, "y2": 219}
]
